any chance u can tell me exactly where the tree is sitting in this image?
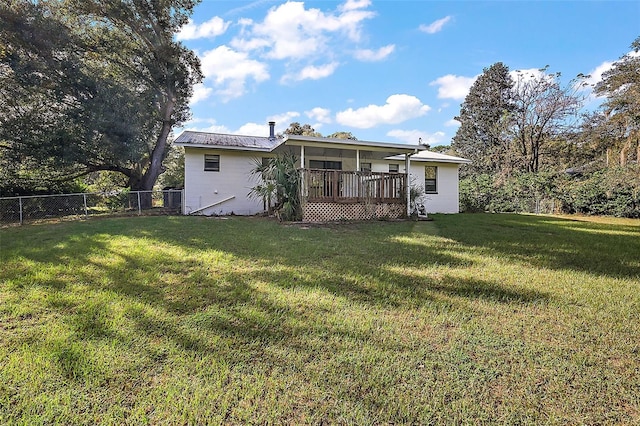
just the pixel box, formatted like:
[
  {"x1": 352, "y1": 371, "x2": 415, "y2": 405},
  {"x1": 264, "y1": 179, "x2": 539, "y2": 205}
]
[
  {"x1": 0, "y1": 1, "x2": 95, "y2": 193},
  {"x1": 281, "y1": 122, "x2": 322, "y2": 137},
  {"x1": 594, "y1": 36, "x2": 640, "y2": 166},
  {"x1": 0, "y1": 0, "x2": 201, "y2": 195},
  {"x1": 326, "y1": 131, "x2": 357, "y2": 140},
  {"x1": 452, "y1": 62, "x2": 514, "y2": 176},
  {"x1": 70, "y1": 0, "x2": 202, "y2": 191},
  {"x1": 249, "y1": 152, "x2": 301, "y2": 221},
  {"x1": 510, "y1": 67, "x2": 583, "y2": 173},
  {"x1": 157, "y1": 144, "x2": 185, "y2": 189}
]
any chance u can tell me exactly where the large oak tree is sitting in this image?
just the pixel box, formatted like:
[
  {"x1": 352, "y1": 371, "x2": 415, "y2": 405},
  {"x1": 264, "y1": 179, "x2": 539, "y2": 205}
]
[{"x1": 0, "y1": 0, "x2": 201, "y2": 195}]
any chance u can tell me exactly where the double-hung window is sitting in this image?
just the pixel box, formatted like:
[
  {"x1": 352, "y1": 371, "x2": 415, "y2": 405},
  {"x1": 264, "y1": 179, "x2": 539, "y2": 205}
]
[
  {"x1": 204, "y1": 154, "x2": 220, "y2": 171},
  {"x1": 388, "y1": 164, "x2": 399, "y2": 173},
  {"x1": 425, "y1": 166, "x2": 437, "y2": 193}
]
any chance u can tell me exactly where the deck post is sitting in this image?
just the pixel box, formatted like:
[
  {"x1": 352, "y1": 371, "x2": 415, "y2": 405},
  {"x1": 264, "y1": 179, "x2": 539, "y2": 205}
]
[
  {"x1": 300, "y1": 145, "x2": 305, "y2": 197},
  {"x1": 405, "y1": 154, "x2": 411, "y2": 217}
]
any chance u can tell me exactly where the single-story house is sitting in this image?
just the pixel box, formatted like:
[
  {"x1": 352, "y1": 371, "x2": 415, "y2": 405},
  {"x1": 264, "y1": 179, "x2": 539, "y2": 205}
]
[{"x1": 174, "y1": 122, "x2": 470, "y2": 221}]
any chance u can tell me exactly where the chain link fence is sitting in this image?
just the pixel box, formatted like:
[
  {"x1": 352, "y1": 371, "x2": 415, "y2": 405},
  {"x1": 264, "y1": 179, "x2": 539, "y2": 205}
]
[
  {"x1": 512, "y1": 197, "x2": 560, "y2": 215},
  {"x1": 0, "y1": 190, "x2": 183, "y2": 226}
]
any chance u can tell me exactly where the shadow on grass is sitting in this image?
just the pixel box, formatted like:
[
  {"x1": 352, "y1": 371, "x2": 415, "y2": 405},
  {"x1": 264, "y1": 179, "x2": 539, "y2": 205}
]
[
  {"x1": 431, "y1": 213, "x2": 640, "y2": 280},
  {"x1": 0, "y1": 215, "x2": 554, "y2": 380}
]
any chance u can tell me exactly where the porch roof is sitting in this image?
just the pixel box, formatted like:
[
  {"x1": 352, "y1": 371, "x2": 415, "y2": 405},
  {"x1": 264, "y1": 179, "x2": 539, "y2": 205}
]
[
  {"x1": 386, "y1": 150, "x2": 471, "y2": 164},
  {"x1": 283, "y1": 135, "x2": 425, "y2": 154}
]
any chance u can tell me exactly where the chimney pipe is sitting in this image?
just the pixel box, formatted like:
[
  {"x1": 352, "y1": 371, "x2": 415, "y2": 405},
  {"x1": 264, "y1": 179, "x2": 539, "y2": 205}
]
[{"x1": 268, "y1": 121, "x2": 275, "y2": 140}]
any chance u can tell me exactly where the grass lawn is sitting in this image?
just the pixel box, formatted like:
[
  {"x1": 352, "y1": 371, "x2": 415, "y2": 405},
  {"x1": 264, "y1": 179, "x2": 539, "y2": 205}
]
[{"x1": 1, "y1": 214, "x2": 639, "y2": 424}]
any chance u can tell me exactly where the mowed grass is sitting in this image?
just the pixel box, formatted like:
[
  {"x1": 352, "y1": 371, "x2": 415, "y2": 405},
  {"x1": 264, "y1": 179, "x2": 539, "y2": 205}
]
[{"x1": 1, "y1": 214, "x2": 639, "y2": 424}]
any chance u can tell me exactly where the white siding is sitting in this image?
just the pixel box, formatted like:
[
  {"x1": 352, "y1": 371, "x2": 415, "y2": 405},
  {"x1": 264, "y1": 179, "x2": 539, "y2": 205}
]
[
  {"x1": 405, "y1": 162, "x2": 460, "y2": 214},
  {"x1": 183, "y1": 147, "x2": 463, "y2": 216},
  {"x1": 183, "y1": 148, "x2": 265, "y2": 215}
]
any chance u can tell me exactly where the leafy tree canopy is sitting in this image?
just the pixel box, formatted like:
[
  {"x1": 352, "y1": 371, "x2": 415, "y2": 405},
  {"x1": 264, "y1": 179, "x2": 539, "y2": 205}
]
[
  {"x1": 281, "y1": 122, "x2": 322, "y2": 137},
  {"x1": 451, "y1": 62, "x2": 514, "y2": 176},
  {"x1": 0, "y1": 0, "x2": 202, "y2": 195}
]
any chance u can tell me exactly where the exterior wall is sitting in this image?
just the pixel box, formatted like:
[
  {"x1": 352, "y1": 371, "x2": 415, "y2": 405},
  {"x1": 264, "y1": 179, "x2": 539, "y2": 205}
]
[
  {"x1": 183, "y1": 148, "x2": 265, "y2": 215},
  {"x1": 371, "y1": 160, "x2": 401, "y2": 173},
  {"x1": 183, "y1": 147, "x2": 463, "y2": 216},
  {"x1": 405, "y1": 162, "x2": 461, "y2": 213}
]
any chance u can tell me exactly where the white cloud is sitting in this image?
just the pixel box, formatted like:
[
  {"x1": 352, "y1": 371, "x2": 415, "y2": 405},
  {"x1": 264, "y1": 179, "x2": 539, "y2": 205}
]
[
  {"x1": 430, "y1": 74, "x2": 477, "y2": 100},
  {"x1": 444, "y1": 118, "x2": 460, "y2": 127},
  {"x1": 305, "y1": 107, "x2": 332, "y2": 124},
  {"x1": 183, "y1": 114, "x2": 302, "y2": 137},
  {"x1": 582, "y1": 61, "x2": 614, "y2": 88},
  {"x1": 576, "y1": 51, "x2": 640, "y2": 97},
  {"x1": 268, "y1": 111, "x2": 301, "y2": 126},
  {"x1": 336, "y1": 94, "x2": 431, "y2": 129},
  {"x1": 200, "y1": 46, "x2": 270, "y2": 100},
  {"x1": 283, "y1": 62, "x2": 340, "y2": 83},
  {"x1": 510, "y1": 68, "x2": 551, "y2": 83},
  {"x1": 189, "y1": 83, "x2": 213, "y2": 105},
  {"x1": 182, "y1": 118, "x2": 231, "y2": 134},
  {"x1": 387, "y1": 129, "x2": 446, "y2": 145},
  {"x1": 339, "y1": 0, "x2": 372, "y2": 12},
  {"x1": 177, "y1": 17, "x2": 230, "y2": 41},
  {"x1": 231, "y1": 1, "x2": 375, "y2": 60},
  {"x1": 354, "y1": 44, "x2": 395, "y2": 62},
  {"x1": 419, "y1": 16, "x2": 452, "y2": 34},
  {"x1": 235, "y1": 122, "x2": 271, "y2": 136},
  {"x1": 236, "y1": 113, "x2": 301, "y2": 136}
]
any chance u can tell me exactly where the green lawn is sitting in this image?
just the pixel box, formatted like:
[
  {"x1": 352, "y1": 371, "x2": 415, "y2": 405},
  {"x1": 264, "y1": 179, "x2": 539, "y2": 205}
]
[{"x1": 1, "y1": 214, "x2": 639, "y2": 424}]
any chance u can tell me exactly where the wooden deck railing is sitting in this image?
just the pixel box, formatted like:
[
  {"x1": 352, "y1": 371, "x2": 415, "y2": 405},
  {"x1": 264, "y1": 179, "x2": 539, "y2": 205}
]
[{"x1": 301, "y1": 169, "x2": 406, "y2": 203}]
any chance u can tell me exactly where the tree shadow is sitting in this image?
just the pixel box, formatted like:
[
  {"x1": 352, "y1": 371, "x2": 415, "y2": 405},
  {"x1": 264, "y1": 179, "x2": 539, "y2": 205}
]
[
  {"x1": 431, "y1": 214, "x2": 640, "y2": 279},
  {"x1": 0, "y1": 215, "x2": 558, "y2": 382}
]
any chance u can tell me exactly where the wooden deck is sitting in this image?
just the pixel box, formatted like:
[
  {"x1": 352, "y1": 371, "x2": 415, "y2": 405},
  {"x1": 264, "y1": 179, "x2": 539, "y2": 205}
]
[{"x1": 301, "y1": 169, "x2": 406, "y2": 204}]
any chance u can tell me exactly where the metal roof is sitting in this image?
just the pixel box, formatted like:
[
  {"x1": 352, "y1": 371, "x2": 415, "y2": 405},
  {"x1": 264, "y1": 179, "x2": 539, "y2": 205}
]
[
  {"x1": 174, "y1": 130, "x2": 432, "y2": 155},
  {"x1": 174, "y1": 131, "x2": 281, "y2": 151},
  {"x1": 387, "y1": 150, "x2": 471, "y2": 164}
]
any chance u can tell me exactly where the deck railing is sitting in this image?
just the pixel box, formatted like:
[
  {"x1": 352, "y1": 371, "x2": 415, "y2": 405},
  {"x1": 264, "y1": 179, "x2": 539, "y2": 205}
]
[{"x1": 302, "y1": 169, "x2": 406, "y2": 203}]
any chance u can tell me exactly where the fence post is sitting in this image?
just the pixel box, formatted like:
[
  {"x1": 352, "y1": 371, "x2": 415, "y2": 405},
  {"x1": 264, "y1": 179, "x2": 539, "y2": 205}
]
[
  {"x1": 137, "y1": 191, "x2": 142, "y2": 215},
  {"x1": 19, "y1": 196, "x2": 23, "y2": 225},
  {"x1": 83, "y1": 193, "x2": 88, "y2": 218}
]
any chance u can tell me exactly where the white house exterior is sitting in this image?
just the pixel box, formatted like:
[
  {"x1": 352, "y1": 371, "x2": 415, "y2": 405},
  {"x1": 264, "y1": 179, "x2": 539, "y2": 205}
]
[
  {"x1": 183, "y1": 146, "x2": 271, "y2": 216},
  {"x1": 175, "y1": 123, "x2": 470, "y2": 220}
]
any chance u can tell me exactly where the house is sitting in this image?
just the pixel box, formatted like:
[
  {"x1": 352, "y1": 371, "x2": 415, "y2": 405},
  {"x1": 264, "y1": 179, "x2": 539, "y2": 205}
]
[{"x1": 174, "y1": 122, "x2": 470, "y2": 221}]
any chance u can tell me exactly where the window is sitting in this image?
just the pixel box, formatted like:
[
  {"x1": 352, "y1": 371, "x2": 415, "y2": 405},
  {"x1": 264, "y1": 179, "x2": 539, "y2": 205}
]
[
  {"x1": 360, "y1": 162, "x2": 372, "y2": 172},
  {"x1": 309, "y1": 160, "x2": 342, "y2": 170},
  {"x1": 204, "y1": 154, "x2": 220, "y2": 171},
  {"x1": 388, "y1": 164, "x2": 399, "y2": 173},
  {"x1": 425, "y1": 166, "x2": 437, "y2": 193}
]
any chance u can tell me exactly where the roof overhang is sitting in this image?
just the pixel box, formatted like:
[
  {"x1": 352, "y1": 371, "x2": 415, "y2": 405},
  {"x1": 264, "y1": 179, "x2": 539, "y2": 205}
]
[
  {"x1": 176, "y1": 142, "x2": 274, "y2": 153},
  {"x1": 283, "y1": 135, "x2": 426, "y2": 154},
  {"x1": 386, "y1": 152, "x2": 471, "y2": 164}
]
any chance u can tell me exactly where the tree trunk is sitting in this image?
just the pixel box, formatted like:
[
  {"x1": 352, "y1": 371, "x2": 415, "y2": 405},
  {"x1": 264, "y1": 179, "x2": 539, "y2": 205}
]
[{"x1": 139, "y1": 97, "x2": 175, "y2": 191}]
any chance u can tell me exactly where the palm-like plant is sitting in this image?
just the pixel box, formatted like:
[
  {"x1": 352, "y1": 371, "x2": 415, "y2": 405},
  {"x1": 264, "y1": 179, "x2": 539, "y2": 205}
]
[{"x1": 249, "y1": 152, "x2": 301, "y2": 221}]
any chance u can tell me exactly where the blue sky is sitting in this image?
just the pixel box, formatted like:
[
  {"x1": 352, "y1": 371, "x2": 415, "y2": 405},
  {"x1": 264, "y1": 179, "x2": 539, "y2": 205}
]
[{"x1": 176, "y1": 0, "x2": 639, "y2": 146}]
